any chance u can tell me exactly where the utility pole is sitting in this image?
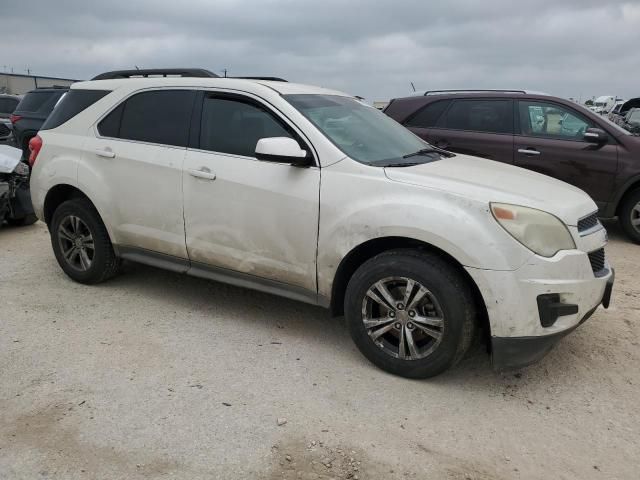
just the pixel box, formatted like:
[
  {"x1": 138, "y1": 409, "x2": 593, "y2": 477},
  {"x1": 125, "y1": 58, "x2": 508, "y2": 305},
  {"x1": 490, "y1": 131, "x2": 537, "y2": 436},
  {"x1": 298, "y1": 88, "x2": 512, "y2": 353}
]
[{"x1": 222, "y1": 68, "x2": 227, "y2": 78}]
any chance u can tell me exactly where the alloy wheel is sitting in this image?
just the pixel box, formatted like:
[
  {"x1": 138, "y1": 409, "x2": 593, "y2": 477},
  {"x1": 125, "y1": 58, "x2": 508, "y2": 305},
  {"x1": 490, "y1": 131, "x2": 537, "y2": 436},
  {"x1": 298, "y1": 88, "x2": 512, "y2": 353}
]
[
  {"x1": 631, "y1": 201, "x2": 640, "y2": 233},
  {"x1": 57, "y1": 215, "x2": 95, "y2": 271},
  {"x1": 361, "y1": 276, "x2": 445, "y2": 360}
]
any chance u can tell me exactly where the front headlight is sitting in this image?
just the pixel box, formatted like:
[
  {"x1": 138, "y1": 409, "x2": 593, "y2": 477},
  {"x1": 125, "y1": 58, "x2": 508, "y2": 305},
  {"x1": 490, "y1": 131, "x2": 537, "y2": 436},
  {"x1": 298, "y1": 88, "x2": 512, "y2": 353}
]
[
  {"x1": 490, "y1": 203, "x2": 576, "y2": 257},
  {"x1": 13, "y1": 161, "x2": 29, "y2": 176}
]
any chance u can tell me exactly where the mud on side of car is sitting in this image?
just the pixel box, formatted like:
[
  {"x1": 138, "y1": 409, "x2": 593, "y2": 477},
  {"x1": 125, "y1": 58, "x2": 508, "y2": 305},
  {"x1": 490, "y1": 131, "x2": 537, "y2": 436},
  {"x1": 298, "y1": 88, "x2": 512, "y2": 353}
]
[{"x1": 29, "y1": 70, "x2": 614, "y2": 378}]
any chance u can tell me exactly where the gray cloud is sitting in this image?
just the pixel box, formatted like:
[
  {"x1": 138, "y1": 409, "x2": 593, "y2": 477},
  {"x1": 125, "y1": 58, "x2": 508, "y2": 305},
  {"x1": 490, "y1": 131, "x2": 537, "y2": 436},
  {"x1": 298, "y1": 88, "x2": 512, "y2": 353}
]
[{"x1": 2, "y1": 0, "x2": 639, "y2": 102}]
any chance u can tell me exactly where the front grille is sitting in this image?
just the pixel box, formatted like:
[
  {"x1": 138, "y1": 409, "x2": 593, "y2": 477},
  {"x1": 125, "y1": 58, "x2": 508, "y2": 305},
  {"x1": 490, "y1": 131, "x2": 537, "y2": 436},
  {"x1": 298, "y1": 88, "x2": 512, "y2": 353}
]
[
  {"x1": 578, "y1": 212, "x2": 600, "y2": 233},
  {"x1": 588, "y1": 248, "x2": 607, "y2": 276},
  {"x1": 0, "y1": 123, "x2": 10, "y2": 137}
]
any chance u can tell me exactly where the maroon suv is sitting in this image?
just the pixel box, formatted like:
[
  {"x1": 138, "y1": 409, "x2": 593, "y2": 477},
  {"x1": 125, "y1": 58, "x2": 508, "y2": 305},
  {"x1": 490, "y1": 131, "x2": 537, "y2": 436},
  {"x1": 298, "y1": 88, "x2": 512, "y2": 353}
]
[{"x1": 384, "y1": 90, "x2": 640, "y2": 243}]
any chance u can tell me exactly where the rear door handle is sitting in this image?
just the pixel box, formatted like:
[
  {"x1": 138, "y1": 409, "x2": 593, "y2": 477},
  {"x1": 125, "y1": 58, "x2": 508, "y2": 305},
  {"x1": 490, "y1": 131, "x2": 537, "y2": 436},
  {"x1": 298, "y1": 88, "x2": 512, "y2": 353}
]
[
  {"x1": 517, "y1": 148, "x2": 541, "y2": 156},
  {"x1": 189, "y1": 168, "x2": 217, "y2": 181},
  {"x1": 94, "y1": 148, "x2": 115, "y2": 158}
]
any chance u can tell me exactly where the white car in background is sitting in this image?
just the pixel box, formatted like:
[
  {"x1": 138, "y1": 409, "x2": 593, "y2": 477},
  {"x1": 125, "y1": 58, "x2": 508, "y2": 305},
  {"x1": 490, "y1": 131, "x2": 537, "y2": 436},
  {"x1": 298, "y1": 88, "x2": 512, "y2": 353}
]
[{"x1": 28, "y1": 69, "x2": 614, "y2": 378}]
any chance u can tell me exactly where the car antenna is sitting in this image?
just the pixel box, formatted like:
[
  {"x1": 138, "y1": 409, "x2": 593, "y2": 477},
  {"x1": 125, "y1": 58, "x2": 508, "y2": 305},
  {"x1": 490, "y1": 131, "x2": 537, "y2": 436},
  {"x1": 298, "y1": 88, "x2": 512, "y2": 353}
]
[{"x1": 410, "y1": 82, "x2": 416, "y2": 92}]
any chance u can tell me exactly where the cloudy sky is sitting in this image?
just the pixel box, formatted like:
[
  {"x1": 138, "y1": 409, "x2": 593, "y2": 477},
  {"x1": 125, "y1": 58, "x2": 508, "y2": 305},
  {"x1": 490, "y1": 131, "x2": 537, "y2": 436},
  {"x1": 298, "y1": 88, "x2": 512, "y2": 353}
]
[{"x1": 2, "y1": 1, "x2": 639, "y2": 102}]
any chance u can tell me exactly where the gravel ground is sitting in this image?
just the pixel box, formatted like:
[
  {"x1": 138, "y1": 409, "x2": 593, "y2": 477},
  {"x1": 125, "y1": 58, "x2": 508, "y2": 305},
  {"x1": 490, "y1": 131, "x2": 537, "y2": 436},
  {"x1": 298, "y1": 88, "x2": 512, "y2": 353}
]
[{"x1": 1, "y1": 220, "x2": 638, "y2": 480}]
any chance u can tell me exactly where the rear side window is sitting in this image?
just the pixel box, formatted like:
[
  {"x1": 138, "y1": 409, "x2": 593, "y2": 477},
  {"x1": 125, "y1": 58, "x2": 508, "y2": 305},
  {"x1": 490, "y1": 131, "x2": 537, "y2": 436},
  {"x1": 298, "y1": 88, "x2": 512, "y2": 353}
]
[
  {"x1": 98, "y1": 90, "x2": 195, "y2": 147},
  {"x1": 405, "y1": 100, "x2": 450, "y2": 128},
  {"x1": 441, "y1": 99, "x2": 513, "y2": 134},
  {"x1": 41, "y1": 90, "x2": 110, "y2": 130},
  {"x1": 199, "y1": 96, "x2": 293, "y2": 157},
  {"x1": 16, "y1": 90, "x2": 65, "y2": 114},
  {"x1": 0, "y1": 98, "x2": 19, "y2": 113}
]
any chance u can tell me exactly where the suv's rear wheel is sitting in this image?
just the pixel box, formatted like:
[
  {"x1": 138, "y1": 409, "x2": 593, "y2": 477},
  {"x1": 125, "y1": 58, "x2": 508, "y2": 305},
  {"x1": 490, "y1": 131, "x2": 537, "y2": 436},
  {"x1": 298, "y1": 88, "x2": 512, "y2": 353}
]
[
  {"x1": 50, "y1": 198, "x2": 120, "y2": 284},
  {"x1": 344, "y1": 250, "x2": 476, "y2": 378},
  {"x1": 619, "y1": 189, "x2": 640, "y2": 244}
]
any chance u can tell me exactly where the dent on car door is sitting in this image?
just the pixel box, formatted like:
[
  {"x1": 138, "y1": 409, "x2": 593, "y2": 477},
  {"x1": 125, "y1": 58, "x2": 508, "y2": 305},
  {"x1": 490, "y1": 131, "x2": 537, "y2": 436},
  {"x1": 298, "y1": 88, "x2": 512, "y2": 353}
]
[
  {"x1": 417, "y1": 99, "x2": 514, "y2": 162},
  {"x1": 514, "y1": 100, "x2": 618, "y2": 205},
  {"x1": 182, "y1": 92, "x2": 320, "y2": 292},
  {"x1": 79, "y1": 89, "x2": 195, "y2": 259}
]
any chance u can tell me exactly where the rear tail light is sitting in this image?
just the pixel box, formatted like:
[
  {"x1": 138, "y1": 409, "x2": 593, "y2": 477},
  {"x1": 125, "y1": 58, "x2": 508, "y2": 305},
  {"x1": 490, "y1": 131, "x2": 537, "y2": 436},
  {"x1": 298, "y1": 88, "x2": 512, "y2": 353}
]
[
  {"x1": 28, "y1": 135, "x2": 43, "y2": 167},
  {"x1": 9, "y1": 114, "x2": 22, "y2": 124}
]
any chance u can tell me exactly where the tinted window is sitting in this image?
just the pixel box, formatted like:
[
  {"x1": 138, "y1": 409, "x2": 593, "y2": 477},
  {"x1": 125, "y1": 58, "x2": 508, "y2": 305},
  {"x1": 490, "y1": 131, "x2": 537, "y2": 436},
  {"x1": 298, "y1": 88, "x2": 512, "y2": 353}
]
[
  {"x1": 98, "y1": 103, "x2": 124, "y2": 138},
  {"x1": 41, "y1": 90, "x2": 110, "y2": 130},
  {"x1": 441, "y1": 99, "x2": 512, "y2": 134},
  {"x1": 518, "y1": 101, "x2": 592, "y2": 139},
  {"x1": 16, "y1": 90, "x2": 65, "y2": 114},
  {"x1": 405, "y1": 100, "x2": 450, "y2": 128},
  {"x1": 199, "y1": 96, "x2": 293, "y2": 157},
  {"x1": 99, "y1": 90, "x2": 195, "y2": 147},
  {"x1": 0, "y1": 98, "x2": 19, "y2": 113}
]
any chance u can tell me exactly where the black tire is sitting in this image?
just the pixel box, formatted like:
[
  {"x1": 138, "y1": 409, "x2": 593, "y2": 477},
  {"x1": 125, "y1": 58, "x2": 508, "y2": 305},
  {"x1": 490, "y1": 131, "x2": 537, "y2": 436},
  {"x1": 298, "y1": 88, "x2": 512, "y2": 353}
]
[
  {"x1": 7, "y1": 213, "x2": 38, "y2": 226},
  {"x1": 619, "y1": 189, "x2": 640, "y2": 244},
  {"x1": 344, "y1": 250, "x2": 476, "y2": 379},
  {"x1": 50, "y1": 198, "x2": 120, "y2": 284}
]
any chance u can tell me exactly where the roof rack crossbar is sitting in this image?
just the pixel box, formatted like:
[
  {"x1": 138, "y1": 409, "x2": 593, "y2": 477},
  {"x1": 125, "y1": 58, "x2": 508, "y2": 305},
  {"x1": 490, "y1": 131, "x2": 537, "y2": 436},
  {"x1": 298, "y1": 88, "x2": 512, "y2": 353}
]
[
  {"x1": 424, "y1": 89, "x2": 527, "y2": 96},
  {"x1": 230, "y1": 76, "x2": 287, "y2": 82},
  {"x1": 91, "y1": 68, "x2": 219, "y2": 80}
]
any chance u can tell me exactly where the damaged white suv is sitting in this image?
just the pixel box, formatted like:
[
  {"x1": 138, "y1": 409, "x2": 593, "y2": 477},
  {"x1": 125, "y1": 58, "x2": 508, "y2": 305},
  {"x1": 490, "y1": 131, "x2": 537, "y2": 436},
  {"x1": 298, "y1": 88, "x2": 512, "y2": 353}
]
[{"x1": 29, "y1": 69, "x2": 614, "y2": 378}]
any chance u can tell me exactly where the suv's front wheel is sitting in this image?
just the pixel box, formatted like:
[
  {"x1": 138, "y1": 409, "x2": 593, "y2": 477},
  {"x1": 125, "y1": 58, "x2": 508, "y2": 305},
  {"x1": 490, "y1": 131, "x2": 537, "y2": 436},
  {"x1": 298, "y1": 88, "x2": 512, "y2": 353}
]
[
  {"x1": 50, "y1": 198, "x2": 120, "y2": 284},
  {"x1": 619, "y1": 189, "x2": 640, "y2": 244},
  {"x1": 344, "y1": 250, "x2": 476, "y2": 378}
]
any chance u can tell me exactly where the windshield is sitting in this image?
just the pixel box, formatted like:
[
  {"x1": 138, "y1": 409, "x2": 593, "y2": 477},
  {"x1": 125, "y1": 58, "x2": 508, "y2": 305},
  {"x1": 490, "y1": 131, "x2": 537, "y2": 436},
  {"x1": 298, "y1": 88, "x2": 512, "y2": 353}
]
[
  {"x1": 284, "y1": 94, "x2": 442, "y2": 166},
  {"x1": 627, "y1": 112, "x2": 640, "y2": 126}
]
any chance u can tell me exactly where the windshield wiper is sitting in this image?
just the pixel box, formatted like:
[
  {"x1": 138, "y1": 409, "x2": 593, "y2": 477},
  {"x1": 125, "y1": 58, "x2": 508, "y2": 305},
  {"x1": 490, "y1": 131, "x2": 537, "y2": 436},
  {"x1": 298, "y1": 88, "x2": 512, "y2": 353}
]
[
  {"x1": 403, "y1": 146, "x2": 455, "y2": 159},
  {"x1": 381, "y1": 161, "x2": 426, "y2": 167}
]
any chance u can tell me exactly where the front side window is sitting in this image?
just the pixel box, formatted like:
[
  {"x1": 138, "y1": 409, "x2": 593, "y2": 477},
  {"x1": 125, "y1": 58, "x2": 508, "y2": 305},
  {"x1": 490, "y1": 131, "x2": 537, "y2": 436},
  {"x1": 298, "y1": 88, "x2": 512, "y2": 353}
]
[
  {"x1": 98, "y1": 90, "x2": 195, "y2": 147},
  {"x1": 199, "y1": 96, "x2": 293, "y2": 157},
  {"x1": 518, "y1": 101, "x2": 592, "y2": 140},
  {"x1": 440, "y1": 99, "x2": 513, "y2": 134},
  {"x1": 285, "y1": 94, "x2": 437, "y2": 166}
]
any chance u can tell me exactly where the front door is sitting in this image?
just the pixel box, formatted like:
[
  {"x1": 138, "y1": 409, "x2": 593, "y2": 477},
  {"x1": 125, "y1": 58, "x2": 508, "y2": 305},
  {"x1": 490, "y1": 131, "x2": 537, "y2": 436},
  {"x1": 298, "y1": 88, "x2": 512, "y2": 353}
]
[
  {"x1": 183, "y1": 92, "x2": 320, "y2": 292},
  {"x1": 514, "y1": 100, "x2": 618, "y2": 207}
]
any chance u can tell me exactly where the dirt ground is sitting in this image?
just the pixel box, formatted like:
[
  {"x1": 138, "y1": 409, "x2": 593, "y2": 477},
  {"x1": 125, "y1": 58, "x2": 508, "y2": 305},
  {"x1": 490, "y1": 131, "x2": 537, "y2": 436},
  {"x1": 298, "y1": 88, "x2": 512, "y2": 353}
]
[{"x1": 1, "y1": 220, "x2": 638, "y2": 479}]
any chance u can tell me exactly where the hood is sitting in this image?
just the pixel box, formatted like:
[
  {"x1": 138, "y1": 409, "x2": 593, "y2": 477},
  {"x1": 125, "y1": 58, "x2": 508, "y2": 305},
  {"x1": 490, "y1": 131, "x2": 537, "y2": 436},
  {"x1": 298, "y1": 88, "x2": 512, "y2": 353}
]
[
  {"x1": 0, "y1": 145, "x2": 23, "y2": 174},
  {"x1": 384, "y1": 154, "x2": 596, "y2": 226}
]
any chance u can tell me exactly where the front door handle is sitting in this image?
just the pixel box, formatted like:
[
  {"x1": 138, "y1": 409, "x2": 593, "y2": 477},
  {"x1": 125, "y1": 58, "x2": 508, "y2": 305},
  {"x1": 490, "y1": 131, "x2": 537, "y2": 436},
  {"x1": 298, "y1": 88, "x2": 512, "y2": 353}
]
[
  {"x1": 517, "y1": 148, "x2": 541, "y2": 156},
  {"x1": 518, "y1": 148, "x2": 540, "y2": 155},
  {"x1": 94, "y1": 148, "x2": 115, "y2": 158},
  {"x1": 189, "y1": 168, "x2": 217, "y2": 181}
]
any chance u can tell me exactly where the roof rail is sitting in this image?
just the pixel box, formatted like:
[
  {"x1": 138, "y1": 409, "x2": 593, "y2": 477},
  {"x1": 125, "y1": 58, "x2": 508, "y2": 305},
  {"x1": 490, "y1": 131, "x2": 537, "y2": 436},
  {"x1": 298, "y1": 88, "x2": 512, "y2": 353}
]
[
  {"x1": 231, "y1": 76, "x2": 288, "y2": 82},
  {"x1": 424, "y1": 89, "x2": 527, "y2": 96},
  {"x1": 91, "y1": 68, "x2": 219, "y2": 80}
]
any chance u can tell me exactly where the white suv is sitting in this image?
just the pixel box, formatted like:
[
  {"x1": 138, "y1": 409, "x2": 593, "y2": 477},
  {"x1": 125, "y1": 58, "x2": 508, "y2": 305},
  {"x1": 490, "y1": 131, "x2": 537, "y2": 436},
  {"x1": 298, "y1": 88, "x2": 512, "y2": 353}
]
[{"x1": 29, "y1": 69, "x2": 614, "y2": 378}]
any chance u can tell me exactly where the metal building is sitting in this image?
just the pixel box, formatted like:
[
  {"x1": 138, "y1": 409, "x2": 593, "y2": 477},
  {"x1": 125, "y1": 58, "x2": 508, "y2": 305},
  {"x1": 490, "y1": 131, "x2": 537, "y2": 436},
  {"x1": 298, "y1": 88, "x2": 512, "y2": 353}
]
[{"x1": 0, "y1": 73, "x2": 79, "y2": 95}]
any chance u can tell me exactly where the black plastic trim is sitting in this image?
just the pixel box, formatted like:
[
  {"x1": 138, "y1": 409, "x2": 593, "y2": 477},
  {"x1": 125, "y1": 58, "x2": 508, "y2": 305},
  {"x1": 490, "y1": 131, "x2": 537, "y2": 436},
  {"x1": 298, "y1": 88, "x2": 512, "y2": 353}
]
[
  {"x1": 92, "y1": 68, "x2": 218, "y2": 80},
  {"x1": 536, "y1": 293, "x2": 579, "y2": 328}
]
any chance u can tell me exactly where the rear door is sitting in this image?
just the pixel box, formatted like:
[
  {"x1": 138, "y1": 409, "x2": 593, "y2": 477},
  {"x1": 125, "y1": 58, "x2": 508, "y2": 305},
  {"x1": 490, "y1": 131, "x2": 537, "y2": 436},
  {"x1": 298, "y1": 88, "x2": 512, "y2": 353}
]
[
  {"x1": 182, "y1": 91, "x2": 320, "y2": 292},
  {"x1": 406, "y1": 98, "x2": 514, "y2": 163},
  {"x1": 514, "y1": 100, "x2": 618, "y2": 206},
  {"x1": 80, "y1": 89, "x2": 195, "y2": 259}
]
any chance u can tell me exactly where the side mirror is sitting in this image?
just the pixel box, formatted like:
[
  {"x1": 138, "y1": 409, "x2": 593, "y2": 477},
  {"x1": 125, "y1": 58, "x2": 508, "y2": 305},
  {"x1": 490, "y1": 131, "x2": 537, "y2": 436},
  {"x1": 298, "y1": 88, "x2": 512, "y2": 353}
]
[
  {"x1": 583, "y1": 128, "x2": 607, "y2": 144},
  {"x1": 255, "y1": 137, "x2": 311, "y2": 167}
]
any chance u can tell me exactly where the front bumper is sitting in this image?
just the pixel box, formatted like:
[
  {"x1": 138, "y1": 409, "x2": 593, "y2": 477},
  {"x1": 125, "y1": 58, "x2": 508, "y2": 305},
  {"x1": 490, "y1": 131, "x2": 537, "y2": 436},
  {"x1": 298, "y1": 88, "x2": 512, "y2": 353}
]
[
  {"x1": 491, "y1": 270, "x2": 614, "y2": 370},
  {"x1": 465, "y1": 241, "x2": 613, "y2": 370}
]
